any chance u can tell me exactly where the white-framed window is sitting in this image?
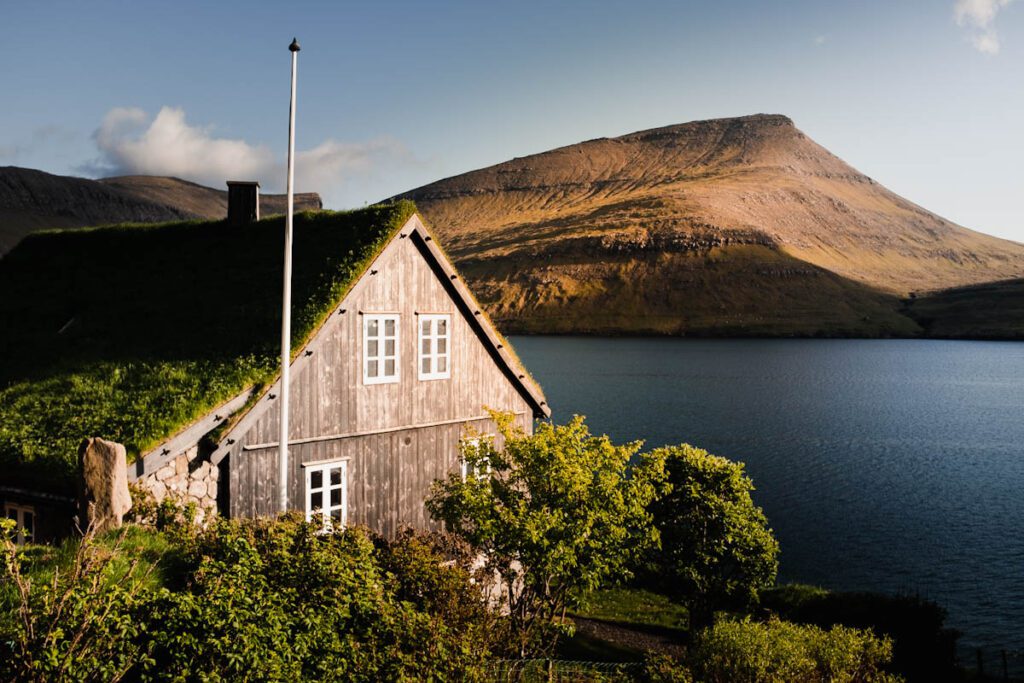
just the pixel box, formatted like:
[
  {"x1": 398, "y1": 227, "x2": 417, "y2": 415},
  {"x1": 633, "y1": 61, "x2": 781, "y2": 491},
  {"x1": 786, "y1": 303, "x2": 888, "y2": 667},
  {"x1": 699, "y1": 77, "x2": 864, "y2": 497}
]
[
  {"x1": 4, "y1": 503, "x2": 35, "y2": 546},
  {"x1": 363, "y1": 314, "x2": 399, "y2": 384},
  {"x1": 459, "y1": 437, "x2": 491, "y2": 481},
  {"x1": 305, "y1": 461, "x2": 347, "y2": 531},
  {"x1": 418, "y1": 314, "x2": 451, "y2": 380}
]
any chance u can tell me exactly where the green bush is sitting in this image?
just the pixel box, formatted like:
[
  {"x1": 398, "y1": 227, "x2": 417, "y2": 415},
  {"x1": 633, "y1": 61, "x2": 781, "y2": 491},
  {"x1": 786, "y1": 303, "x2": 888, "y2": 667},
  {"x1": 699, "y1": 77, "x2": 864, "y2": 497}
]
[
  {"x1": 691, "y1": 617, "x2": 902, "y2": 683},
  {"x1": 761, "y1": 584, "x2": 960, "y2": 682},
  {"x1": 1, "y1": 515, "x2": 494, "y2": 681},
  {"x1": 646, "y1": 444, "x2": 779, "y2": 628},
  {"x1": 638, "y1": 651, "x2": 694, "y2": 683}
]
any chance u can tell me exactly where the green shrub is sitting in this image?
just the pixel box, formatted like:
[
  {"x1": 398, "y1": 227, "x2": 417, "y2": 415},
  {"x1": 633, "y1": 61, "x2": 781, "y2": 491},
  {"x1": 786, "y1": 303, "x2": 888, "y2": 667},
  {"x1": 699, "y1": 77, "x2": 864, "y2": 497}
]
[
  {"x1": 646, "y1": 444, "x2": 779, "y2": 627},
  {"x1": 691, "y1": 617, "x2": 902, "y2": 683},
  {"x1": 638, "y1": 651, "x2": 694, "y2": 682},
  {"x1": 761, "y1": 584, "x2": 960, "y2": 682},
  {"x1": 0, "y1": 519, "x2": 160, "y2": 682},
  {"x1": 1, "y1": 515, "x2": 495, "y2": 681}
]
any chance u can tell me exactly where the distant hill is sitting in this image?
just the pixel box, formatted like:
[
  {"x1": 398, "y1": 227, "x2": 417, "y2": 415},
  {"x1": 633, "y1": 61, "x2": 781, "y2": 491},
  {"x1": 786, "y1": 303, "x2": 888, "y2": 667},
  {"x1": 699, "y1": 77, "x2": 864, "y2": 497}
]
[
  {"x1": 906, "y1": 279, "x2": 1024, "y2": 339},
  {"x1": 399, "y1": 114, "x2": 1024, "y2": 337},
  {"x1": 0, "y1": 167, "x2": 322, "y2": 255}
]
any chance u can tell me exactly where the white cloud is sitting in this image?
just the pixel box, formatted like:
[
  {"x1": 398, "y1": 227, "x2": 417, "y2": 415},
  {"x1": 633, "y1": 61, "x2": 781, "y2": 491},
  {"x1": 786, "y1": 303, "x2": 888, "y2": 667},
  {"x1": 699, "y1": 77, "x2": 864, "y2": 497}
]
[
  {"x1": 813, "y1": 34, "x2": 828, "y2": 46},
  {"x1": 85, "y1": 106, "x2": 410, "y2": 198},
  {"x1": 954, "y1": 0, "x2": 1017, "y2": 53}
]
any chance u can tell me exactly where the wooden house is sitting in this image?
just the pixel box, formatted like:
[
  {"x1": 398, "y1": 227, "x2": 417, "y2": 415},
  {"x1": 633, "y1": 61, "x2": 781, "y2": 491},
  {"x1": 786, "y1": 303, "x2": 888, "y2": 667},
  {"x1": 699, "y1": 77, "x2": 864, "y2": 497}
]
[{"x1": 0, "y1": 199, "x2": 548, "y2": 542}]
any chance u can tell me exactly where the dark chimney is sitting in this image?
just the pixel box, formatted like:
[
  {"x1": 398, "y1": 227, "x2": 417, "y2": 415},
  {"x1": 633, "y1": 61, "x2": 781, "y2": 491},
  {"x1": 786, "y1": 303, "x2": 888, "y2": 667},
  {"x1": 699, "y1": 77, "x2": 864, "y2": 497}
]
[{"x1": 227, "y1": 181, "x2": 260, "y2": 225}]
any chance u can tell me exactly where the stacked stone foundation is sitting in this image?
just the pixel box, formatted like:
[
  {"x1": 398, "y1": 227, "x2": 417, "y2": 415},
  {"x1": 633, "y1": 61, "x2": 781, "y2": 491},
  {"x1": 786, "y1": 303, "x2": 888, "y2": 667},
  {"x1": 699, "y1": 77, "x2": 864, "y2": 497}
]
[{"x1": 138, "y1": 446, "x2": 219, "y2": 525}]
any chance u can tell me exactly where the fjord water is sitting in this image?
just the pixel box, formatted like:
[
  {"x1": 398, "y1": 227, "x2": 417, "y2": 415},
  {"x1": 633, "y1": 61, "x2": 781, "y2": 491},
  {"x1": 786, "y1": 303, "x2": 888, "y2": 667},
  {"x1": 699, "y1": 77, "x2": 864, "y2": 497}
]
[{"x1": 511, "y1": 337, "x2": 1024, "y2": 658}]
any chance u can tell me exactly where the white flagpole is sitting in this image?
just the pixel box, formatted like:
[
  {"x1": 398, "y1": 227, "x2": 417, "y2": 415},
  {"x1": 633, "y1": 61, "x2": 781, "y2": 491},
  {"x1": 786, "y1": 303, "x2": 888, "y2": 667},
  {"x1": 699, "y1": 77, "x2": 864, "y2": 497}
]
[{"x1": 279, "y1": 37, "x2": 300, "y2": 513}]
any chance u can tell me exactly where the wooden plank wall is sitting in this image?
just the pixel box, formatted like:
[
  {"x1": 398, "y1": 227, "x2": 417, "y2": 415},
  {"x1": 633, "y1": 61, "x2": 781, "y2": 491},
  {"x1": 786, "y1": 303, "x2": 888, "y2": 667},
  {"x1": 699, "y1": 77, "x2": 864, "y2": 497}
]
[{"x1": 228, "y1": 229, "x2": 535, "y2": 532}]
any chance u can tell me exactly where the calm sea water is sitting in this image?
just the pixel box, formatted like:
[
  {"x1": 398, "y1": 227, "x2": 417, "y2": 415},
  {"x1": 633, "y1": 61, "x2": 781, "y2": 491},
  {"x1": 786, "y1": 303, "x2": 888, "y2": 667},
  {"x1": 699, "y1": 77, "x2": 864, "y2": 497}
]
[{"x1": 511, "y1": 337, "x2": 1024, "y2": 658}]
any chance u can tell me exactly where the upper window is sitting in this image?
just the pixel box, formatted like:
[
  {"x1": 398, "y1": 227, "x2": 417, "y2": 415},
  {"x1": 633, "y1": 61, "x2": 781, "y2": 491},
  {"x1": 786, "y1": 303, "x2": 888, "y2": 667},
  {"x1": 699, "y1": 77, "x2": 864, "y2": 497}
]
[
  {"x1": 305, "y1": 461, "x2": 347, "y2": 531},
  {"x1": 363, "y1": 314, "x2": 399, "y2": 384},
  {"x1": 418, "y1": 314, "x2": 451, "y2": 380},
  {"x1": 5, "y1": 503, "x2": 35, "y2": 546}
]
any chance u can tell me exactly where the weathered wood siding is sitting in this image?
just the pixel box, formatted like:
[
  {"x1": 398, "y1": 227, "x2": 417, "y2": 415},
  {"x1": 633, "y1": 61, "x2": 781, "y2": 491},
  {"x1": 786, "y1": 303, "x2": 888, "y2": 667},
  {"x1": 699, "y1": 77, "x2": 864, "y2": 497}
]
[{"x1": 227, "y1": 224, "x2": 534, "y2": 532}]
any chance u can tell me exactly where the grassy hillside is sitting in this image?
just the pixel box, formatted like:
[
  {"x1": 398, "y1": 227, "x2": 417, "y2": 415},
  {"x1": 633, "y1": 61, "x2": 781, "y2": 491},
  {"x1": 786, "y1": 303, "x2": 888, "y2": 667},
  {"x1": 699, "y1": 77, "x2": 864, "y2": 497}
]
[
  {"x1": 905, "y1": 279, "x2": 1024, "y2": 339},
  {"x1": 400, "y1": 115, "x2": 1024, "y2": 337},
  {"x1": 461, "y1": 241, "x2": 921, "y2": 337}
]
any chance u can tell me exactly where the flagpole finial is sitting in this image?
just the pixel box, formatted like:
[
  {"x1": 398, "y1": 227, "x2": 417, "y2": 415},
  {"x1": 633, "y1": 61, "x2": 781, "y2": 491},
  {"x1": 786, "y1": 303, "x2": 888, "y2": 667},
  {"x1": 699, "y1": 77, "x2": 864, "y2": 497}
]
[{"x1": 289, "y1": 37, "x2": 301, "y2": 52}]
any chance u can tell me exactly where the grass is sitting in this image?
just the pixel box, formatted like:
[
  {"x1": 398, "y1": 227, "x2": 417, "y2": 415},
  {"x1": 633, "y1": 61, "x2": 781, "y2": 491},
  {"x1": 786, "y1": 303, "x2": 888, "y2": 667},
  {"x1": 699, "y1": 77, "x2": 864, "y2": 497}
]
[
  {"x1": 0, "y1": 202, "x2": 417, "y2": 492},
  {"x1": 556, "y1": 587, "x2": 689, "y2": 662},
  {"x1": 1, "y1": 525, "x2": 178, "y2": 616},
  {"x1": 572, "y1": 588, "x2": 689, "y2": 631}
]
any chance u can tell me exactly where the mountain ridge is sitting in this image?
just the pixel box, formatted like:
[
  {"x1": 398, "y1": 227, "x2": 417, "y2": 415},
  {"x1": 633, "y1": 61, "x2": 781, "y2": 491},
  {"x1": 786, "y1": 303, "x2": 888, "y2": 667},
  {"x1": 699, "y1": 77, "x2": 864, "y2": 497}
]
[{"x1": 398, "y1": 114, "x2": 1024, "y2": 337}]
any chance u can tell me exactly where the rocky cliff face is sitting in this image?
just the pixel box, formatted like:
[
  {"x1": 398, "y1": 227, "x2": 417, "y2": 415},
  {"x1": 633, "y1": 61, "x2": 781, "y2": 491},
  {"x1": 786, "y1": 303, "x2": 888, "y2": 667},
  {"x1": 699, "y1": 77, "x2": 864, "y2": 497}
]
[
  {"x1": 400, "y1": 114, "x2": 1024, "y2": 336},
  {"x1": 0, "y1": 167, "x2": 322, "y2": 256}
]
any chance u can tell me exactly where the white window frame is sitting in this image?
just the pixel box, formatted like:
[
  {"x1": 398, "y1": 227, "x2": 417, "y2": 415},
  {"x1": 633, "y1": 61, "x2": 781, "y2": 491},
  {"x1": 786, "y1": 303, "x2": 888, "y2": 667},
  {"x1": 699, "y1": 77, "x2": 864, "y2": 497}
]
[
  {"x1": 459, "y1": 437, "x2": 492, "y2": 481},
  {"x1": 304, "y1": 461, "x2": 347, "y2": 531},
  {"x1": 363, "y1": 313, "x2": 400, "y2": 385},
  {"x1": 4, "y1": 503, "x2": 35, "y2": 546},
  {"x1": 418, "y1": 314, "x2": 451, "y2": 381}
]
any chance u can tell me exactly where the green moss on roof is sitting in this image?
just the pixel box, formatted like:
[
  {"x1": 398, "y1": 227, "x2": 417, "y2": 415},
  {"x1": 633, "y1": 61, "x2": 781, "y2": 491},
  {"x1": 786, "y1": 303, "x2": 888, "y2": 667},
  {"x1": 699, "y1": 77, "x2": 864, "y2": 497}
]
[{"x1": 0, "y1": 201, "x2": 417, "y2": 493}]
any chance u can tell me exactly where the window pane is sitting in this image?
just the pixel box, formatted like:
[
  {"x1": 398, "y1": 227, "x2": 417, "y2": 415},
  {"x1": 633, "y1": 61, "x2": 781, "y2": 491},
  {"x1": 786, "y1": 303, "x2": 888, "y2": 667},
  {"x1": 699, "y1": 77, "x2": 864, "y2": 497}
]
[
  {"x1": 437, "y1": 338, "x2": 447, "y2": 354},
  {"x1": 310, "y1": 470, "x2": 322, "y2": 489},
  {"x1": 23, "y1": 512, "x2": 33, "y2": 536},
  {"x1": 367, "y1": 360, "x2": 378, "y2": 377},
  {"x1": 422, "y1": 318, "x2": 430, "y2": 335},
  {"x1": 311, "y1": 491, "x2": 323, "y2": 509},
  {"x1": 368, "y1": 339, "x2": 378, "y2": 357},
  {"x1": 384, "y1": 318, "x2": 395, "y2": 336},
  {"x1": 384, "y1": 339, "x2": 395, "y2": 356},
  {"x1": 421, "y1": 338, "x2": 431, "y2": 354},
  {"x1": 5, "y1": 510, "x2": 15, "y2": 520},
  {"x1": 384, "y1": 359, "x2": 395, "y2": 376},
  {"x1": 368, "y1": 319, "x2": 378, "y2": 336},
  {"x1": 438, "y1": 319, "x2": 447, "y2": 335},
  {"x1": 422, "y1": 358, "x2": 431, "y2": 374},
  {"x1": 438, "y1": 357, "x2": 447, "y2": 373},
  {"x1": 330, "y1": 508, "x2": 343, "y2": 521},
  {"x1": 330, "y1": 488, "x2": 342, "y2": 506},
  {"x1": 330, "y1": 468, "x2": 342, "y2": 486}
]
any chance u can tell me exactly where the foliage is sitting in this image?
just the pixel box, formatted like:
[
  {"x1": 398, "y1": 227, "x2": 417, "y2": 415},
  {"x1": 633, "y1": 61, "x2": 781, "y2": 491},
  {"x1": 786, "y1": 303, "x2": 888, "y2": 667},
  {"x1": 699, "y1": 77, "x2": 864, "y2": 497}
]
[
  {"x1": 0, "y1": 519, "x2": 159, "y2": 682},
  {"x1": 1, "y1": 515, "x2": 495, "y2": 681},
  {"x1": 426, "y1": 414, "x2": 670, "y2": 657},
  {"x1": 638, "y1": 651, "x2": 694, "y2": 683},
  {"x1": 690, "y1": 617, "x2": 902, "y2": 683},
  {"x1": 646, "y1": 444, "x2": 779, "y2": 628},
  {"x1": 762, "y1": 584, "x2": 960, "y2": 682},
  {"x1": 0, "y1": 202, "x2": 416, "y2": 492}
]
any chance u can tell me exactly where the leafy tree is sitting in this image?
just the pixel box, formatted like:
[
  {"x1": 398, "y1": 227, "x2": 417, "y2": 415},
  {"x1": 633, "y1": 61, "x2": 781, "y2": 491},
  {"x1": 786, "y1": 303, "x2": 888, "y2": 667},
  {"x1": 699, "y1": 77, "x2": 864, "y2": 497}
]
[
  {"x1": 427, "y1": 414, "x2": 669, "y2": 656},
  {"x1": 647, "y1": 444, "x2": 779, "y2": 628}
]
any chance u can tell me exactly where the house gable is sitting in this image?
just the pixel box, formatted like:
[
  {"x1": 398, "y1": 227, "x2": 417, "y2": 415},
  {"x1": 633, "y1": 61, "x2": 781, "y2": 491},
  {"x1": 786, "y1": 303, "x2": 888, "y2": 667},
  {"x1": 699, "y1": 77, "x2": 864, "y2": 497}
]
[{"x1": 198, "y1": 213, "x2": 547, "y2": 526}]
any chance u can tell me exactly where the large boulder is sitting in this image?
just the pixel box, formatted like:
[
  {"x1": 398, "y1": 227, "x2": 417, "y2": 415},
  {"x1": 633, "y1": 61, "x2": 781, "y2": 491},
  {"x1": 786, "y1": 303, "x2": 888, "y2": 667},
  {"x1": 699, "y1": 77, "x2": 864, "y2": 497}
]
[{"x1": 78, "y1": 437, "x2": 132, "y2": 532}]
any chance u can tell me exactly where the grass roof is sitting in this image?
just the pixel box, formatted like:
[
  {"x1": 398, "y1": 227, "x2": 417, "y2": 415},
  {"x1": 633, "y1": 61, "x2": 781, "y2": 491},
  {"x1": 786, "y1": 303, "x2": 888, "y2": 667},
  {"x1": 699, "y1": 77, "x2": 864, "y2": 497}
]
[{"x1": 0, "y1": 201, "x2": 417, "y2": 493}]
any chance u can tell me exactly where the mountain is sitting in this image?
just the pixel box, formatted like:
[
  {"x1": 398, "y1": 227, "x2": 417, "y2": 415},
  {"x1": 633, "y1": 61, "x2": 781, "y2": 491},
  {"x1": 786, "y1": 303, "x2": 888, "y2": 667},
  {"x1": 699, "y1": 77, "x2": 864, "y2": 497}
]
[
  {"x1": 0, "y1": 167, "x2": 322, "y2": 255},
  {"x1": 399, "y1": 114, "x2": 1024, "y2": 336}
]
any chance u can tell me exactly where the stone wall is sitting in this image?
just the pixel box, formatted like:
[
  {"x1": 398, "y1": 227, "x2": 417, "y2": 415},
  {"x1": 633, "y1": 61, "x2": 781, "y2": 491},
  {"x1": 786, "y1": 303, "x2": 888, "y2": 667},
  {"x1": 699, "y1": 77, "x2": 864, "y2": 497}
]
[{"x1": 137, "y1": 446, "x2": 219, "y2": 524}]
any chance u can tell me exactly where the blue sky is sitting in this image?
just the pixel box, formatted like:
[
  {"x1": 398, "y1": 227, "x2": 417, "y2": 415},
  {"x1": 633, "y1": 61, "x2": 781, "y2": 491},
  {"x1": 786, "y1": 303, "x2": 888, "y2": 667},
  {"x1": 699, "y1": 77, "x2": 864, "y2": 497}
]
[{"x1": 2, "y1": 0, "x2": 1022, "y2": 242}]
